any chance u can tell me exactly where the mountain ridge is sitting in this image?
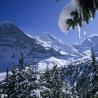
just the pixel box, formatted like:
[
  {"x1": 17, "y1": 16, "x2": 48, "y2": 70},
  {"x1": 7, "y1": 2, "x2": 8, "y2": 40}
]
[
  {"x1": 0, "y1": 22, "x2": 64, "y2": 72},
  {"x1": 0, "y1": 21, "x2": 98, "y2": 72}
]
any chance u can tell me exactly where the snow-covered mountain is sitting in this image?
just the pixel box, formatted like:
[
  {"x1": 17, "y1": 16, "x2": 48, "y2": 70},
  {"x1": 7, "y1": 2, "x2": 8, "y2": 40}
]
[
  {"x1": 38, "y1": 34, "x2": 98, "y2": 69},
  {"x1": 0, "y1": 22, "x2": 64, "y2": 72},
  {"x1": 1, "y1": 25, "x2": 98, "y2": 96},
  {"x1": 73, "y1": 35, "x2": 98, "y2": 57},
  {"x1": 0, "y1": 22, "x2": 98, "y2": 98},
  {"x1": 1, "y1": 21, "x2": 98, "y2": 73},
  {"x1": 35, "y1": 32, "x2": 83, "y2": 58}
]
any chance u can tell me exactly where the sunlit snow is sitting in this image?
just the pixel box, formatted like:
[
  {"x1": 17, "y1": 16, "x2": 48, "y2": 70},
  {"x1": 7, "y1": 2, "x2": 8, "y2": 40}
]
[
  {"x1": 83, "y1": 30, "x2": 87, "y2": 36},
  {"x1": 38, "y1": 57, "x2": 70, "y2": 71},
  {"x1": 77, "y1": 25, "x2": 81, "y2": 39},
  {"x1": 0, "y1": 72, "x2": 6, "y2": 82},
  {"x1": 58, "y1": 0, "x2": 77, "y2": 33}
]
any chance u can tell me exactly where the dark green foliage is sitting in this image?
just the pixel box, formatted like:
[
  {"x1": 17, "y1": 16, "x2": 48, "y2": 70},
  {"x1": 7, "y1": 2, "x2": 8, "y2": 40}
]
[
  {"x1": 51, "y1": 65, "x2": 64, "y2": 98},
  {"x1": 75, "y1": 49, "x2": 98, "y2": 98},
  {"x1": 40, "y1": 65, "x2": 53, "y2": 98},
  {"x1": 27, "y1": 65, "x2": 39, "y2": 98},
  {"x1": 40, "y1": 65, "x2": 66, "y2": 98},
  {"x1": 2, "y1": 50, "x2": 98, "y2": 98},
  {"x1": 76, "y1": 71, "x2": 90, "y2": 98},
  {"x1": 66, "y1": 0, "x2": 98, "y2": 30},
  {"x1": 56, "y1": 0, "x2": 98, "y2": 30},
  {"x1": 87, "y1": 49, "x2": 98, "y2": 98},
  {"x1": 19, "y1": 53, "x2": 24, "y2": 70},
  {"x1": 3, "y1": 67, "x2": 17, "y2": 98},
  {"x1": 1, "y1": 54, "x2": 39, "y2": 98},
  {"x1": 91, "y1": 48, "x2": 97, "y2": 72}
]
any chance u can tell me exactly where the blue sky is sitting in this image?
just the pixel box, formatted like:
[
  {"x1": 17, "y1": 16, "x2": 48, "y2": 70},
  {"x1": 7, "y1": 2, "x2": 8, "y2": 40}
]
[{"x1": 0, "y1": 0, "x2": 98, "y2": 44}]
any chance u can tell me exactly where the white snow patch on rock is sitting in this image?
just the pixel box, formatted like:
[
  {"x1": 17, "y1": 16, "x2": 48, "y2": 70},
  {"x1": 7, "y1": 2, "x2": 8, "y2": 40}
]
[
  {"x1": 60, "y1": 51, "x2": 69, "y2": 55},
  {"x1": 38, "y1": 57, "x2": 70, "y2": 71},
  {"x1": 0, "y1": 72, "x2": 6, "y2": 82},
  {"x1": 83, "y1": 50, "x2": 91, "y2": 56}
]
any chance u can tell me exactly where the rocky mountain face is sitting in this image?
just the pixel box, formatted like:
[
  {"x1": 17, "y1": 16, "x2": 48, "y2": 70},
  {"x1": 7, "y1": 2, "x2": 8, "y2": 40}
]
[
  {"x1": 35, "y1": 32, "x2": 83, "y2": 59},
  {"x1": 36, "y1": 33, "x2": 98, "y2": 92},
  {"x1": 0, "y1": 22, "x2": 63, "y2": 72},
  {"x1": 0, "y1": 21, "x2": 98, "y2": 74},
  {"x1": 0, "y1": 22, "x2": 98, "y2": 97},
  {"x1": 35, "y1": 33, "x2": 98, "y2": 63},
  {"x1": 0, "y1": 22, "x2": 85, "y2": 71},
  {"x1": 73, "y1": 35, "x2": 98, "y2": 57}
]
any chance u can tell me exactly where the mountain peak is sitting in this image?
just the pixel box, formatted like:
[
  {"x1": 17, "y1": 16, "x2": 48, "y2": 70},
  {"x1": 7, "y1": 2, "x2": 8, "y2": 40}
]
[
  {"x1": 38, "y1": 32, "x2": 65, "y2": 44},
  {"x1": 0, "y1": 21, "x2": 17, "y2": 28},
  {"x1": 89, "y1": 34, "x2": 98, "y2": 38},
  {"x1": 81, "y1": 34, "x2": 98, "y2": 45},
  {"x1": 39, "y1": 32, "x2": 56, "y2": 40},
  {"x1": 0, "y1": 21, "x2": 24, "y2": 37}
]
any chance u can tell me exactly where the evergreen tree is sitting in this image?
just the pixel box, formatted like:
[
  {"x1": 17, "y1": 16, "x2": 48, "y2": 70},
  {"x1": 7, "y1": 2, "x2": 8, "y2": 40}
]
[
  {"x1": 16, "y1": 69, "x2": 28, "y2": 98},
  {"x1": 41, "y1": 65, "x2": 65, "y2": 98},
  {"x1": 57, "y1": 0, "x2": 98, "y2": 30},
  {"x1": 76, "y1": 71, "x2": 90, "y2": 98},
  {"x1": 3, "y1": 68, "x2": 9, "y2": 98},
  {"x1": 87, "y1": 49, "x2": 98, "y2": 98},
  {"x1": 51, "y1": 65, "x2": 64, "y2": 98},
  {"x1": 19, "y1": 53, "x2": 25, "y2": 70},
  {"x1": 91, "y1": 48, "x2": 97, "y2": 72},
  {"x1": 27, "y1": 64, "x2": 39, "y2": 98},
  {"x1": 68, "y1": 0, "x2": 98, "y2": 30},
  {"x1": 40, "y1": 65, "x2": 52, "y2": 98},
  {"x1": 3, "y1": 67, "x2": 17, "y2": 98},
  {"x1": 2, "y1": 54, "x2": 40, "y2": 98},
  {"x1": 16, "y1": 55, "x2": 28, "y2": 98}
]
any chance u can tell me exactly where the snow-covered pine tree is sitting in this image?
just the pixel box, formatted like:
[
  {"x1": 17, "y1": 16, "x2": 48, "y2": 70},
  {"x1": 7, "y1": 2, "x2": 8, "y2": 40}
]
[
  {"x1": 76, "y1": 71, "x2": 90, "y2": 98},
  {"x1": 51, "y1": 65, "x2": 65, "y2": 98},
  {"x1": 3, "y1": 67, "x2": 17, "y2": 98},
  {"x1": 2, "y1": 54, "x2": 41, "y2": 98},
  {"x1": 3, "y1": 54, "x2": 28, "y2": 98},
  {"x1": 2, "y1": 68, "x2": 9, "y2": 98},
  {"x1": 40, "y1": 65, "x2": 52, "y2": 98},
  {"x1": 16, "y1": 55, "x2": 29, "y2": 98},
  {"x1": 91, "y1": 48, "x2": 97, "y2": 72},
  {"x1": 67, "y1": 0, "x2": 98, "y2": 30},
  {"x1": 40, "y1": 65, "x2": 69, "y2": 98},
  {"x1": 87, "y1": 49, "x2": 98, "y2": 98},
  {"x1": 70, "y1": 0, "x2": 98, "y2": 30},
  {"x1": 58, "y1": 0, "x2": 98, "y2": 30},
  {"x1": 27, "y1": 64, "x2": 39, "y2": 98}
]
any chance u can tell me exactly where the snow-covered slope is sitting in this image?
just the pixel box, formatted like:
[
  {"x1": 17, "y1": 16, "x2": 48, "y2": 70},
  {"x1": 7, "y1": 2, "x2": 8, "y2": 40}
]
[
  {"x1": 35, "y1": 32, "x2": 83, "y2": 58},
  {"x1": 38, "y1": 57, "x2": 71, "y2": 71},
  {"x1": 1, "y1": 22, "x2": 98, "y2": 73},
  {"x1": 73, "y1": 35, "x2": 98, "y2": 57},
  {"x1": 0, "y1": 30, "x2": 98, "y2": 97},
  {"x1": 0, "y1": 22, "x2": 63, "y2": 72}
]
